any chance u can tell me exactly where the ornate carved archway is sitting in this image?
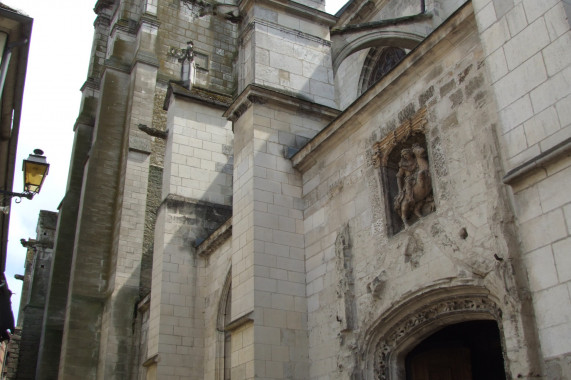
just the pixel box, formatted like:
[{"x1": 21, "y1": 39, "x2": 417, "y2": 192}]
[{"x1": 361, "y1": 287, "x2": 504, "y2": 380}]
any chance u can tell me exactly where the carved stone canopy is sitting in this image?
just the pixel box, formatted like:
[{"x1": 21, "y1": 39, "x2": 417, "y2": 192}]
[{"x1": 373, "y1": 107, "x2": 427, "y2": 168}]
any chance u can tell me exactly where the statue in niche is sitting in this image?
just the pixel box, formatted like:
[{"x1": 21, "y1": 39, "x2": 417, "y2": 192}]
[{"x1": 393, "y1": 144, "x2": 433, "y2": 226}]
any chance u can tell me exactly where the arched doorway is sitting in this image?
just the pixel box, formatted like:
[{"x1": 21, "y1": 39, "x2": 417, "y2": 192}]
[
  {"x1": 362, "y1": 289, "x2": 508, "y2": 380},
  {"x1": 405, "y1": 320, "x2": 506, "y2": 380}
]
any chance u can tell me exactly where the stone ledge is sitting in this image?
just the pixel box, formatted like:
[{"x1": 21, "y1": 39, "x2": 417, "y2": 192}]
[
  {"x1": 225, "y1": 311, "x2": 254, "y2": 332},
  {"x1": 223, "y1": 83, "x2": 340, "y2": 122},
  {"x1": 196, "y1": 217, "x2": 232, "y2": 256},
  {"x1": 503, "y1": 136, "x2": 571, "y2": 185},
  {"x1": 142, "y1": 353, "x2": 159, "y2": 367},
  {"x1": 163, "y1": 82, "x2": 233, "y2": 111},
  {"x1": 239, "y1": 0, "x2": 337, "y2": 26}
]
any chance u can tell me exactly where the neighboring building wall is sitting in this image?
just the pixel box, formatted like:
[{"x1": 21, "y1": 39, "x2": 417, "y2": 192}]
[
  {"x1": 4, "y1": 328, "x2": 21, "y2": 380},
  {"x1": 14, "y1": 211, "x2": 57, "y2": 380},
  {"x1": 472, "y1": 0, "x2": 571, "y2": 375}
]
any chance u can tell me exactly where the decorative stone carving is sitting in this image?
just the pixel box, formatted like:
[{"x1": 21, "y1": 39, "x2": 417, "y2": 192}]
[
  {"x1": 372, "y1": 107, "x2": 435, "y2": 234},
  {"x1": 372, "y1": 107, "x2": 427, "y2": 168},
  {"x1": 394, "y1": 144, "x2": 433, "y2": 226},
  {"x1": 335, "y1": 224, "x2": 356, "y2": 331},
  {"x1": 180, "y1": 0, "x2": 241, "y2": 22},
  {"x1": 367, "y1": 271, "x2": 388, "y2": 299},
  {"x1": 372, "y1": 296, "x2": 502, "y2": 380}
]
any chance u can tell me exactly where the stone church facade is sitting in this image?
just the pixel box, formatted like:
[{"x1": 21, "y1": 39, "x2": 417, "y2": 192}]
[{"x1": 25, "y1": 0, "x2": 571, "y2": 379}]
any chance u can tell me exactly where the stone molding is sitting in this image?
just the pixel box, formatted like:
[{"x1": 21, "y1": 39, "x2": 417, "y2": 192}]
[
  {"x1": 372, "y1": 107, "x2": 427, "y2": 168},
  {"x1": 163, "y1": 82, "x2": 233, "y2": 111},
  {"x1": 502, "y1": 136, "x2": 571, "y2": 185},
  {"x1": 223, "y1": 84, "x2": 340, "y2": 122},
  {"x1": 361, "y1": 288, "x2": 503, "y2": 380},
  {"x1": 224, "y1": 311, "x2": 254, "y2": 332},
  {"x1": 94, "y1": 0, "x2": 116, "y2": 15},
  {"x1": 158, "y1": 193, "x2": 232, "y2": 213},
  {"x1": 238, "y1": 19, "x2": 332, "y2": 48},
  {"x1": 142, "y1": 353, "x2": 160, "y2": 367},
  {"x1": 239, "y1": 0, "x2": 336, "y2": 26},
  {"x1": 196, "y1": 217, "x2": 232, "y2": 256}
]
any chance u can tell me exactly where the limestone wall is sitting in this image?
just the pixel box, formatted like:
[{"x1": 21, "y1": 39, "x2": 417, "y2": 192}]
[
  {"x1": 297, "y1": 5, "x2": 538, "y2": 378},
  {"x1": 471, "y1": 0, "x2": 571, "y2": 375},
  {"x1": 199, "y1": 236, "x2": 233, "y2": 379},
  {"x1": 155, "y1": 1, "x2": 238, "y2": 95},
  {"x1": 238, "y1": 0, "x2": 336, "y2": 107}
]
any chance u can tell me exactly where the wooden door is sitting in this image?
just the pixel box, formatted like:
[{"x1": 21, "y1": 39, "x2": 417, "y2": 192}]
[{"x1": 409, "y1": 347, "x2": 472, "y2": 380}]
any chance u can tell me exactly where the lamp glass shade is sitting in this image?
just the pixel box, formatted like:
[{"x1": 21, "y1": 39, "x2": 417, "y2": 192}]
[{"x1": 22, "y1": 151, "x2": 49, "y2": 194}]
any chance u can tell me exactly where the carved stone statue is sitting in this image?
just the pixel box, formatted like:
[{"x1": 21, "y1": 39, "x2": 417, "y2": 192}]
[
  {"x1": 393, "y1": 144, "x2": 433, "y2": 225},
  {"x1": 180, "y1": 41, "x2": 196, "y2": 89}
]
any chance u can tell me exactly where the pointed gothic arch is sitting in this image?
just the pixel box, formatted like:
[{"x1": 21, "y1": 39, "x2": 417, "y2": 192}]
[
  {"x1": 358, "y1": 46, "x2": 407, "y2": 95},
  {"x1": 216, "y1": 270, "x2": 232, "y2": 380}
]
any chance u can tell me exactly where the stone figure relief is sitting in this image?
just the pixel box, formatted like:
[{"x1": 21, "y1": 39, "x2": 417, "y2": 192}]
[
  {"x1": 394, "y1": 143, "x2": 433, "y2": 226},
  {"x1": 372, "y1": 107, "x2": 435, "y2": 234},
  {"x1": 335, "y1": 223, "x2": 356, "y2": 331}
]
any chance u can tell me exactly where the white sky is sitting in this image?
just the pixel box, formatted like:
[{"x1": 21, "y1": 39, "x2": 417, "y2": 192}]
[{"x1": 2, "y1": 0, "x2": 346, "y2": 322}]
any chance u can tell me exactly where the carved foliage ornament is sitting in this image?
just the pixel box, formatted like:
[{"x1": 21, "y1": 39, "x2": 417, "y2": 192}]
[
  {"x1": 372, "y1": 107, "x2": 427, "y2": 168},
  {"x1": 373, "y1": 296, "x2": 502, "y2": 380}
]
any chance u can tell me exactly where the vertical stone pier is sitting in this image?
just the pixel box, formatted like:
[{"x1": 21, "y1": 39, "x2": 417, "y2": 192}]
[
  {"x1": 225, "y1": 0, "x2": 338, "y2": 377},
  {"x1": 145, "y1": 86, "x2": 233, "y2": 379}
]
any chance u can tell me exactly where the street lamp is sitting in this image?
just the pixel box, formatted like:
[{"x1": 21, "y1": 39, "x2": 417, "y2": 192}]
[{"x1": 0, "y1": 149, "x2": 49, "y2": 206}]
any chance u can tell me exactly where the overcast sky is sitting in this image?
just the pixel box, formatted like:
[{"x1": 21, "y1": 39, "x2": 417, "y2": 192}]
[{"x1": 3, "y1": 0, "x2": 345, "y2": 321}]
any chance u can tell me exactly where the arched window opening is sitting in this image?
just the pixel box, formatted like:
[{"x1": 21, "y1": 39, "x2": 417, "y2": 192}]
[
  {"x1": 359, "y1": 47, "x2": 407, "y2": 95},
  {"x1": 405, "y1": 320, "x2": 506, "y2": 380}
]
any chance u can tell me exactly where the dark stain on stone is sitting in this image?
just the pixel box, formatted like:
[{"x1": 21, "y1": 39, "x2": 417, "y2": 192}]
[
  {"x1": 398, "y1": 103, "x2": 416, "y2": 123},
  {"x1": 426, "y1": 65, "x2": 444, "y2": 82},
  {"x1": 440, "y1": 79, "x2": 456, "y2": 98},
  {"x1": 474, "y1": 91, "x2": 487, "y2": 109},
  {"x1": 458, "y1": 64, "x2": 473, "y2": 84},
  {"x1": 466, "y1": 73, "x2": 484, "y2": 98},
  {"x1": 441, "y1": 113, "x2": 458, "y2": 132},
  {"x1": 450, "y1": 89, "x2": 464, "y2": 108},
  {"x1": 419, "y1": 86, "x2": 434, "y2": 107}
]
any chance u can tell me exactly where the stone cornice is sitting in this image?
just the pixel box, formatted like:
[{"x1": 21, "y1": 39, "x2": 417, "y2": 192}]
[
  {"x1": 331, "y1": 12, "x2": 432, "y2": 35},
  {"x1": 239, "y1": 0, "x2": 337, "y2": 26},
  {"x1": 158, "y1": 194, "x2": 232, "y2": 213},
  {"x1": 196, "y1": 217, "x2": 232, "y2": 256},
  {"x1": 80, "y1": 77, "x2": 101, "y2": 92},
  {"x1": 94, "y1": 0, "x2": 115, "y2": 15},
  {"x1": 138, "y1": 13, "x2": 161, "y2": 30},
  {"x1": 503, "y1": 136, "x2": 571, "y2": 185},
  {"x1": 223, "y1": 84, "x2": 340, "y2": 122},
  {"x1": 239, "y1": 19, "x2": 332, "y2": 47},
  {"x1": 225, "y1": 311, "x2": 254, "y2": 332},
  {"x1": 163, "y1": 82, "x2": 233, "y2": 111}
]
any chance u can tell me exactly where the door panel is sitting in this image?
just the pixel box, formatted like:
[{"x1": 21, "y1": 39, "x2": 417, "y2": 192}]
[{"x1": 410, "y1": 347, "x2": 472, "y2": 380}]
